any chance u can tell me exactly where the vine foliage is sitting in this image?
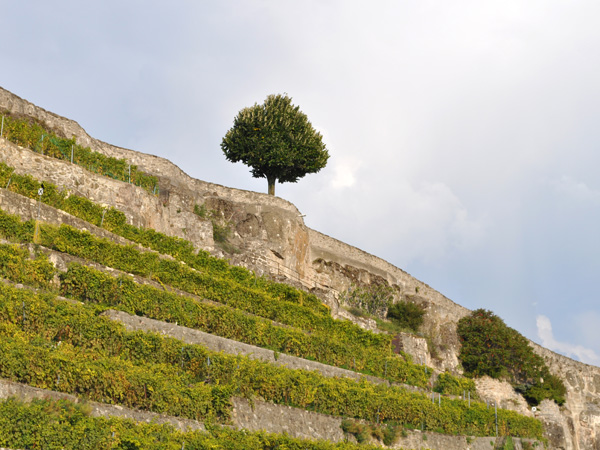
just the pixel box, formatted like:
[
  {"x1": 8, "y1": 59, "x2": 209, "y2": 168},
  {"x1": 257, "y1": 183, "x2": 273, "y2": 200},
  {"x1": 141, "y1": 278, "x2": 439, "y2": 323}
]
[{"x1": 0, "y1": 112, "x2": 159, "y2": 193}]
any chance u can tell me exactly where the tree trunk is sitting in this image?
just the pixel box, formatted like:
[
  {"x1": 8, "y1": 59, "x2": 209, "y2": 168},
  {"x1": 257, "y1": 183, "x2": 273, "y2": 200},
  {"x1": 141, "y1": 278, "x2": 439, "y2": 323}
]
[{"x1": 267, "y1": 176, "x2": 276, "y2": 196}]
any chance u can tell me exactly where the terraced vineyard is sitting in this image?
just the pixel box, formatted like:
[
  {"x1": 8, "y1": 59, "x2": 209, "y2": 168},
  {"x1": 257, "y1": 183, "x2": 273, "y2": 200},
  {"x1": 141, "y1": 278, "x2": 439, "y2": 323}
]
[{"x1": 0, "y1": 113, "x2": 545, "y2": 449}]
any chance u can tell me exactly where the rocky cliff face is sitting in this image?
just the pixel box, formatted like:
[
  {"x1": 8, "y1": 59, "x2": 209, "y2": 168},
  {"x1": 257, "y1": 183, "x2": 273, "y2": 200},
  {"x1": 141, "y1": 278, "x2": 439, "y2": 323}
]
[{"x1": 1, "y1": 86, "x2": 599, "y2": 449}]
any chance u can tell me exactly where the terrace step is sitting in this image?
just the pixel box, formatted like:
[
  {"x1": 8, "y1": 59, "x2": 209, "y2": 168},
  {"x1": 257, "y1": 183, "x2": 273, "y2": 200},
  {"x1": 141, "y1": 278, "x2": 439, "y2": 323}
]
[
  {"x1": 0, "y1": 377, "x2": 344, "y2": 443},
  {"x1": 104, "y1": 308, "x2": 401, "y2": 388},
  {"x1": 0, "y1": 378, "x2": 537, "y2": 450}
]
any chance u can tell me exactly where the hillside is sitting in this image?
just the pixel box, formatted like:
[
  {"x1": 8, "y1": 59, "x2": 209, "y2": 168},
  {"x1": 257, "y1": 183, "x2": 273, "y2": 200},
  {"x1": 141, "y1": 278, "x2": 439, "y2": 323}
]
[{"x1": 0, "y1": 86, "x2": 597, "y2": 449}]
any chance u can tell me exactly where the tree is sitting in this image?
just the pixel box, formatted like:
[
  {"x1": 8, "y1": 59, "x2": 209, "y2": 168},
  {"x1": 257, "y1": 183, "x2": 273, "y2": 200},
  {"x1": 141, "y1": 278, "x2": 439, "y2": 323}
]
[
  {"x1": 456, "y1": 309, "x2": 566, "y2": 406},
  {"x1": 221, "y1": 94, "x2": 329, "y2": 195}
]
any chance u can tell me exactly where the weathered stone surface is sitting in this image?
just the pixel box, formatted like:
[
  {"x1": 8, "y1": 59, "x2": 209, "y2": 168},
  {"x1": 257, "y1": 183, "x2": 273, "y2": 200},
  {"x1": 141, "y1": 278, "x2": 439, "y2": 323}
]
[
  {"x1": 232, "y1": 397, "x2": 345, "y2": 442},
  {"x1": 392, "y1": 332, "x2": 430, "y2": 366},
  {"x1": 0, "y1": 140, "x2": 213, "y2": 250},
  {"x1": 530, "y1": 342, "x2": 600, "y2": 449},
  {"x1": 390, "y1": 432, "x2": 535, "y2": 450},
  {"x1": 475, "y1": 376, "x2": 532, "y2": 417}
]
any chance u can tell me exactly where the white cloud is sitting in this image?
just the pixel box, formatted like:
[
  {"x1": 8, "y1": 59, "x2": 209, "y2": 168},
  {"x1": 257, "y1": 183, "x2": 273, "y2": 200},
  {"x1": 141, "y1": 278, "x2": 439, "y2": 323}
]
[
  {"x1": 330, "y1": 157, "x2": 361, "y2": 190},
  {"x1": 536, "y1": 315, "x2": 600, "y2": 366},
  {"x1": 554, "y1": 176, "x2": 600, "y2": 204}
]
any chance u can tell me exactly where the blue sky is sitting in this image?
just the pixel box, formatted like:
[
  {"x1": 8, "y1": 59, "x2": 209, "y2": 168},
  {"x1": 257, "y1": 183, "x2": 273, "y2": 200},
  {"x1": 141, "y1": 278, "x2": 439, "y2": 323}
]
[{"x1": 2, "y1": 1, "x2": 600, "y2": 366}]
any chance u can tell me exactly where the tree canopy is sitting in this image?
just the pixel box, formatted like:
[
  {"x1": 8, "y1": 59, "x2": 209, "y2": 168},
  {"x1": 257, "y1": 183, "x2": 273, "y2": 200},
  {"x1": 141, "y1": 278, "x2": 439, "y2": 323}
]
[
  {"x1": 221, "y1": 94, "x2": 329, "y2": 195},
  {"x1": 457, "y1": 309, "x2": 566, "y2": 406}
]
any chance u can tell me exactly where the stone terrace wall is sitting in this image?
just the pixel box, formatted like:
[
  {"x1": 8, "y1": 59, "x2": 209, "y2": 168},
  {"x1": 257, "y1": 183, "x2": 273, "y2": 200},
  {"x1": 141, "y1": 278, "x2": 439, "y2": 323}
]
[
  {"x1": 0, "y1": 139, "x2": 213, "y2": 250},
  {"x1": 103, "y1": 309, "x2": 391, "y2": 387},
  {"x1": 0, "y1": 378, "x2": 539, "y2": 449},
  {"x1": 0, "y1": 378, "x2": 205, "y2": 433}
]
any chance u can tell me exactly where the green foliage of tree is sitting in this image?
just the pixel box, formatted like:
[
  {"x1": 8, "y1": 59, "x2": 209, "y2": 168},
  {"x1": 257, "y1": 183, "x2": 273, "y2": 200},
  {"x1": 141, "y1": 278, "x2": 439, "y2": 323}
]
[
  {"x1": 516, "y1": 373, "x2": 566, "y2": 407},
  {"x1": 386, "y1": 301, "x2": 425, "y2": 333},
  {"x1": 457, "y1": 309, "x2": 566, "y2": 406},
  {"x1": 221, "y1": 94, "x2": 329, "y2": 195}
]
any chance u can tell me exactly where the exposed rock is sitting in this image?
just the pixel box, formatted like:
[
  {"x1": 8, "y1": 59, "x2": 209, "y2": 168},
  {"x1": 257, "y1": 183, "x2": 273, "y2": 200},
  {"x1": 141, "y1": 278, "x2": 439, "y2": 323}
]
[{"x1": 475, "y1": 376, "x2": 532, "y2": 417}]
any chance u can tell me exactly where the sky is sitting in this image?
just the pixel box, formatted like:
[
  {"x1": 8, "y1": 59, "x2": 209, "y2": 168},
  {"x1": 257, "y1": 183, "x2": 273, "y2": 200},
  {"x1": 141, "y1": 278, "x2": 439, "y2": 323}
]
[{"x1": 2, "y1": 1, "x2": 600, "y2": 366}]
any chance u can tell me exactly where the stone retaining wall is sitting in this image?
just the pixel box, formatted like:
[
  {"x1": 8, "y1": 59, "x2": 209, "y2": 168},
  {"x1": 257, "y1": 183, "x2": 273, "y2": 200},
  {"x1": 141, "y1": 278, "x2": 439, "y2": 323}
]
[
  {"x1": 102, "y1": 309, "x2": 393, "y2": 387},
  {"x1": 0, "y1": 139, "x2": 213, "y2": 250},
  {"x1": 0, "y1": 378, "x2": 539, "y2": 449},
  {"x1": 0, "y1": 378, "x2": 205, "y2": 432}
]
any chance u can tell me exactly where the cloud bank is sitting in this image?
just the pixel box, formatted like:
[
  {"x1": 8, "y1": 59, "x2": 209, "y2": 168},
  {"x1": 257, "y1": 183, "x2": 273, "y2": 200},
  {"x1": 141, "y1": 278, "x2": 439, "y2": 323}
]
[{"x1": 537, "y1": 315, "x2": 600, "y2": 366}]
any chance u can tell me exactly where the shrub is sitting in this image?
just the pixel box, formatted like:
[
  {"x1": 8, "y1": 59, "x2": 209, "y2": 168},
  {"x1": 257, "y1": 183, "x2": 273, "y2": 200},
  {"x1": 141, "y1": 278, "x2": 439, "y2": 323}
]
[
  {"x1": 342, "y1": 419, "x2": 370, "y2": 443},
  {"x1": 457, "y1": 309, "x2": 566, "y2": 406},
  {"x1": 516, "y1": 373, "x2": 566, "y2": 407},
  {"x1": 58, "y1": 262, "x2": 431, "y2": 387},
  {"x1": 382, "y1": 423, "x2": 400, "y2": 446},
  {"x1": 0, "y1": 231, "x2": 429, "y2": 388},
  {"x1": 341, "y1": 283, "x2": 395, "y2": 318},
  {"x1": 212, "y1": 220, "x2": 231, "y2": 243},
  {"x1": 0, "y1": 162, "x2": 326, "y2": 314},
  {"x1": 433, "y1": 371, "x2": 477, "y2": 397},
  {"x1": 341, "y1": 420, "x2": 398, "y2": 445},
  {"x1": 193, "y1": 203, "x2": 208, "y2": 218},
  {"x1": 386, "y1": 301, "x2": 425, "y2": 332},
  {"x1": 503, "y1": 436, "x2": 515, "y2": 450}
]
